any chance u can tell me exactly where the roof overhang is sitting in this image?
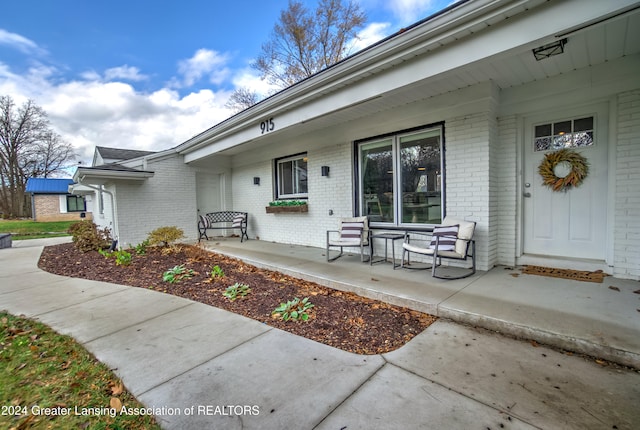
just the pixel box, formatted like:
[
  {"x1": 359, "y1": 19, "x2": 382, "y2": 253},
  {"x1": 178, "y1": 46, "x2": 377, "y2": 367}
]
[
  {"x1": 73, "y1": 167, "x2": 155, "y2": 186},
  {"x1": 175, "y1": 0, "x2": 640, "y2": 166}
]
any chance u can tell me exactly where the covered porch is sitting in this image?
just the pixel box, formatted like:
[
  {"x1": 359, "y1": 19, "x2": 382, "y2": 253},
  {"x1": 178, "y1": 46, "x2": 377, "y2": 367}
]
[{"x1": 201, "y1": 237, "x2": 640, "y2": 369}]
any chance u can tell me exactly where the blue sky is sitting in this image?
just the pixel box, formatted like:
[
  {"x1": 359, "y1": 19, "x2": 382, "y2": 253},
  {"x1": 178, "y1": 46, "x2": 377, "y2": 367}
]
[{"x1": 1, "y1": 0, "x2": 452, "y2": 165}]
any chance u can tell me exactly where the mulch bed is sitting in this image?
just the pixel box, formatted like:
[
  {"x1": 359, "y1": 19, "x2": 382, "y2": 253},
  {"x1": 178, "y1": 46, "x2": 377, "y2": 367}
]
[{"x1": 38, "y1": 243, "x2": 436, "y2": 355}]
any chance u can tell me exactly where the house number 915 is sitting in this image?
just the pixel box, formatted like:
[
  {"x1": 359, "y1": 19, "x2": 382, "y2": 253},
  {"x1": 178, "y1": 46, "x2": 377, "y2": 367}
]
[{"x1": 260, "y1": 118, "x2": 275, "y2": 134}]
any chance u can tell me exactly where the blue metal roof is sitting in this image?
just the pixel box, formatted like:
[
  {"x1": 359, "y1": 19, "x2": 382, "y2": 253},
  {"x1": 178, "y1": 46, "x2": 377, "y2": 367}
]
[{"x1": 25, "y1": 178, "x2": 74, "y2": 194}]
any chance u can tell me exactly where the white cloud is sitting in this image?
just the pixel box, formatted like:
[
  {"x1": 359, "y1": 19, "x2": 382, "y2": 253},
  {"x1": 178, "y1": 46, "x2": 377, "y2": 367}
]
[
  {"x1": 0, "y1": 29, "x2": 45, "y2": 55},
  {"x1": 386, "y1": 0, "x2": 441, "y2": 24},
  {"x1": 350, "y1": 22, "x2": 392, "y2": 52},
  {"x1": 231, "y1": 66, "x2": 280, "y2": 99},
  {"x1": 176, "y1": 48, "x2": 231, "y2": 87},
  {"x1": 104, "y1": 65, "x2": 148, "y2": 82},
  {"x1": 0, "y1": 59, "x2": 235, "y2": 165}
]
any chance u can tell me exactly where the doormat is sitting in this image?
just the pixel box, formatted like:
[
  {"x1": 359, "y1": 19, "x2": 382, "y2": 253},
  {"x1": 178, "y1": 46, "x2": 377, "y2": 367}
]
[{"x1": 522, "y1": 265, "x2": 607, "y2": 283}]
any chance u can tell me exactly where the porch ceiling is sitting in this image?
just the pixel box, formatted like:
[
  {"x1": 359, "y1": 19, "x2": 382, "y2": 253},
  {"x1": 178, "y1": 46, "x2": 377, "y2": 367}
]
[{"x1": 188, "y1": 3, "x2": 640, "y2": 169}]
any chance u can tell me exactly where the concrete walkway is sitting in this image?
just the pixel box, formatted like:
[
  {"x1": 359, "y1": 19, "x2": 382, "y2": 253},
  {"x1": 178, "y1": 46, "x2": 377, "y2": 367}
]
[
  {"x1": 204, "y1": 237, "x2": 640, "y2": 369},
  {"x1": 1, "y1": 238, "x2": 639, "y2": 429}
]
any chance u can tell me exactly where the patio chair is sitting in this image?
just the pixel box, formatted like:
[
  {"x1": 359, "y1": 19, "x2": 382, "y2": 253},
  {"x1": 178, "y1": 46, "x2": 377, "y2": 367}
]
[
  {"x1": 326, "y1": 216, "x2": 370, "y2": 262},
  {"x1": 401, "y1": 217, "x2": 476, "y2": 279}
]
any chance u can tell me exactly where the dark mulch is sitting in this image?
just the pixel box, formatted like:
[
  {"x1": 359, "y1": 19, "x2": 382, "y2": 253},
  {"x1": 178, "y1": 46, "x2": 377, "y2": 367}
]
[{"x1": 38, "y1": 242, "x2": 436, "y2": 355}]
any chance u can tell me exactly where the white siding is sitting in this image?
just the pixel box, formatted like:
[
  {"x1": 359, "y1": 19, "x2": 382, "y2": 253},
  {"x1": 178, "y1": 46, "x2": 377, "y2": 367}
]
[
  {"x1": 231, "y1": 144, "x2": 353, "y2": 248},
  {"x1": 613, "y1": 89, "x2": 640, "y2": 279},
  {"x1": 496, "y1": 115, "x2": 518, "y2": 266},
  {"x1": 446, "y1": 110, "x2": 493, "y2": 270},
  {"x1": 115, "y1": 155, "x2": 197, "y2": 246}
]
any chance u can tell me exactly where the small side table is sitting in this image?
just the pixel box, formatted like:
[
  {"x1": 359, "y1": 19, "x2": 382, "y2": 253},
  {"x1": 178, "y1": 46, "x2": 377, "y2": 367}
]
[{"x1": 370, "y1": 233, "x2": 405, "y2": 269}]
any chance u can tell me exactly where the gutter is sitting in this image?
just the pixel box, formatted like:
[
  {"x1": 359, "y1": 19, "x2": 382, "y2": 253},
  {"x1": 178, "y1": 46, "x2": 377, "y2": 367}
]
[{"x1": 71, "y1": 182, "x2": 119, "y2": 245}]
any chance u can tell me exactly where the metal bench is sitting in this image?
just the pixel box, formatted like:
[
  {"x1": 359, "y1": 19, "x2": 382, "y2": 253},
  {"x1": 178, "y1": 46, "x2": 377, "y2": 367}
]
[{"x1": 198, "y1": 211, "x2": 248, "y2": 242}]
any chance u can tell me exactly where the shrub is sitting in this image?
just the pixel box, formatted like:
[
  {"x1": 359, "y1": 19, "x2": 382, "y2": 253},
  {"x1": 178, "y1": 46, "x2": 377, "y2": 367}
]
[
  {"x1": 133, "y1": 239, "x2": 150, "y2": 255},
  {"x1": 68, "y1": 221, "x2": 112, "y2": 252},
  {"x1": 147, "y1": 226, "x2": 185, "y2": 247}
]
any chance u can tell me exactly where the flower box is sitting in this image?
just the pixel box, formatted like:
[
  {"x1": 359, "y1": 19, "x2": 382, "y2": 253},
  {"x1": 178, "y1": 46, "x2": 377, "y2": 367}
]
[{"x1": 265, "y1": 204, "x2": 309, "y2": 214}]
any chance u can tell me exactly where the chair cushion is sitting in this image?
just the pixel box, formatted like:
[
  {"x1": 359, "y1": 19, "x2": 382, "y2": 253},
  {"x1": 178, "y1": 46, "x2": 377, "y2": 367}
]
[
  {"x1": 402, "y1": 242, "x2": 463, "y2": 259},
  {"x1": 340, "y1": 221, "x2": 364, "y2": 239},
  {"x1": 430, "y1": 225, "x2": 459, "y2": 251},
  {"x1": 442, "y1": 217, "x2": 475, "y2": 240},
  {"x1": 199, "y1": 215, "x2": 211, "y2": 229},
  {"x1": 232, "y1": 214, "x2": 245, "y2": 228}
]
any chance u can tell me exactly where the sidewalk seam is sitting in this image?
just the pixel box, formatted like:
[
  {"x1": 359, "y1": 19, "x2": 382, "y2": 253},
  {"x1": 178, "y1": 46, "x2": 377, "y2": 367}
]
[
  {"x1": 312, "y1": 358, "x2": 388, "y2": 429},
  {"x1": 134, "y1": 327, "x2": 274, "y2": 397}
]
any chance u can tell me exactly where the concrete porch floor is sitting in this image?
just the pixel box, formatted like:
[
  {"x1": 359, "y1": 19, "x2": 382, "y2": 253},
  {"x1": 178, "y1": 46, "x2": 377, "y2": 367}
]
[{"x1": 201, "y1": 237, "x2": 640, "y2": 369}]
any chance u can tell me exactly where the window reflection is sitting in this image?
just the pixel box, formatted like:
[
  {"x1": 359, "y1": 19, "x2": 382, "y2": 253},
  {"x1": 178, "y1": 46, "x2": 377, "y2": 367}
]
[
  {"x1": 534, "y1": 116, "x2": 594, "y2": 151},
  {"x1": 358, "y1": 126, "x2": 443, "y2": 226}
]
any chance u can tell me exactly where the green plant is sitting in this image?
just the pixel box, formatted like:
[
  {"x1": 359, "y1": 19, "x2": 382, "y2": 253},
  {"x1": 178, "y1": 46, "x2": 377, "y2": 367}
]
[
  {"x1": 147, "y1": 226, "x2": 185, "y2": 247},
  {"x1": 68, "y1": 220, "x2": 113, "y2": 252},
  {"x1": 113, "y1": 249, "x2": 132, "y2": 266},
  {"x1": 162, "y1": 264, "x2": 194, "y2": 283},
  {"x1": 97, "y1": 248, "x2": 132, "y2": 266},
  {"x1": 133, "y1": 239, "x2": 150, "y2": 255},
  {"x1": 211, "y1": 265, "x2": 225, "y2": 279},
  {"x1": 268, "y1": 200, "x2": 308, "y2": 207},
  {"x1": 222, "y1": 283, "x2": 251, "y2": 301},
  {"x1": 272, "y1": 297, "x2": 314, "y2": 321}
]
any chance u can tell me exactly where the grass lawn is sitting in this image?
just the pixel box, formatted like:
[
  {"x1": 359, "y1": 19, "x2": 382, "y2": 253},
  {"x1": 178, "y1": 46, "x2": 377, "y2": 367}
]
[
  {"x1": 0, "y1": 312, "x2": 161, "y2": 429},
  {"x1": 0, "y1": 220, "x2": 74, "y2": 240}
]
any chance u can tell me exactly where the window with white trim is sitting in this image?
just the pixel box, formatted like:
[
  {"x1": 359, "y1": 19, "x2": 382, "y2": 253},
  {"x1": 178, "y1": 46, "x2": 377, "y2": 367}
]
[
  {"x1": 357, "y1": 126, "x2": 444, "y2": 227},
  {"x1": 275, "y1": 153, "x2": 308, "y2": 199},
  {"x1": 66, "y1": 195, "x2": 86, "y2": 212}
]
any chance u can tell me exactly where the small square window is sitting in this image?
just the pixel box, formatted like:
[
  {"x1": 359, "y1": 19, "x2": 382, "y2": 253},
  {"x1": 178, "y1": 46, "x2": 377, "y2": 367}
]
[
  {"x1": 276, "y1": 154, "x2": 308, "y2": 199},
  {"x1": 553, "y1": 121, "x2": 572, "y2": 135},
  {"x1": 574, "y1": 117, "x2": 593, "y2": 132},
  {"x1": 535, "y1": 124, "x2": 552, "y2": 138}
]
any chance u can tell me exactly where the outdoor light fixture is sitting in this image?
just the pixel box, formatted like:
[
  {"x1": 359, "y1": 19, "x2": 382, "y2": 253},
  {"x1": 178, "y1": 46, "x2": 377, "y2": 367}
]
[
  {"x1": 321, "y1": 166, "x2": 330, "y2": 177},
  {"x1": 253, "y1": 177, "x2": 260, "y2": 185},
  {"x1": 532, "y1": 38, "x2": 567, "y2": 61}
]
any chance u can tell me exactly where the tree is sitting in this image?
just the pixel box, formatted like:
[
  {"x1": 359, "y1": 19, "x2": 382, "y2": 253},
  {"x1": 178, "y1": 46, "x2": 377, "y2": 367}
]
[
  {"x1": 0, "y1": 95, "x2": 76, "y2": 218},
  {"x1": 228, "y1": 0, "x2": 366, "y2": 111},
  {"x1": 224, "y1": 87, "x2": 261, "y2": 114}
]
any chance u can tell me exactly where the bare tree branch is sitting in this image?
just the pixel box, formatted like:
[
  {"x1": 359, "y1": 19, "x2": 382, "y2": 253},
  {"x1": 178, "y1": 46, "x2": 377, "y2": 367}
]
[
  {"x1": 0, "y1": 95, "x2": 76, "y2": 217},
  {"x1": 227, "y1": 0, "x2": 366, "y2": 112}
]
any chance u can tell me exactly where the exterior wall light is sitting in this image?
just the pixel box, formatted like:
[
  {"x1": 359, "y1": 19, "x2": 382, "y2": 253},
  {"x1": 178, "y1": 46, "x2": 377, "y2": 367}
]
[
  {"x1": 253, "y1": 177, "x2": 260, "y2": 185},
  {"x1": 321, "y1": 166, "x2": 330, "y2": 177},
  {"x1": 532, "y1": 38, "x2": 567, "y2": 61}
]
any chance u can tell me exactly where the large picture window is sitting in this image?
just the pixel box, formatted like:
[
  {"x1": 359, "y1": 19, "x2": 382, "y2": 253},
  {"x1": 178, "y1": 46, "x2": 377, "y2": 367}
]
[
  {"x1": 358, "y1": 126, "x2": 443, "y2": 226},
  {"x1": 276, "y1": 153, "x2": 308, "y2": 199}
]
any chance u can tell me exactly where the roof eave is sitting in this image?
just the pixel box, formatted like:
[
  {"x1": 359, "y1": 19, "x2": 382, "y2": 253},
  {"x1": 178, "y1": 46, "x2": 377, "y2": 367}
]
[
  {"x1": 175, "y1": 0, "x2": 529, "y2": 155},
  {"x1": 73, "y1": 167, "x2": 155, "y2": 185}
]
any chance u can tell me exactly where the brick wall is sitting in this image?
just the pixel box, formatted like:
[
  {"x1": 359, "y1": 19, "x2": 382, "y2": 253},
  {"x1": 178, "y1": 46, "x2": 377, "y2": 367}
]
[
  {"x1": 114, "y1": 155, "x2": 198, "y2": 246},
  {"x1": 496, "y1": 115, "x2": 518, "y2": 266},
  {"x1": 231, "y1": 143, "x2": 353, "y2": 248},
  {"x1": 33, "y1": 194, "x2": 92, "y2": 222},
  {"x1": 445, "y1": 110, "x2": 493, "y2": 270},
  {"x1": 614, "y1": 89, "x2": 640, "y2": 279}
]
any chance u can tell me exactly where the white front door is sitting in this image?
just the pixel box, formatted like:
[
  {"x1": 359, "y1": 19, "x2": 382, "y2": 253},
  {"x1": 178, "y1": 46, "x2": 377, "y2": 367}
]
[{"x1": 523, "y1": 104, "x2": 608, "y2": 260}]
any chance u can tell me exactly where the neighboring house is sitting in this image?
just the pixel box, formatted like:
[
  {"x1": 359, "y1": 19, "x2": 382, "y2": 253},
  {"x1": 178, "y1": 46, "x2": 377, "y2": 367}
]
[
  {"x1": 73, "y1": 0, "x2": 640, "y2": 280},
  {"x1": 92, "y1": 146, "x2": 156, "y2": 166},
  {"x1": 25, "y1": 178, "x2": 92, "y2": 222}
]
